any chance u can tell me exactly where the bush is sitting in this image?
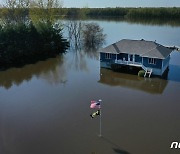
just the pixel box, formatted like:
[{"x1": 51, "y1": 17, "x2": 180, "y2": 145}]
[
  {"x1": 138, "y1": 70, "x2": 145, "y2": 77},
  {"x1": 0, "y1": 23, "x2": 69, "y2": 68}
]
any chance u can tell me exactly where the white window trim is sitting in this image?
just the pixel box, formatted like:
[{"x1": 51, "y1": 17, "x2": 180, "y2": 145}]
[
  {"x1": 128, "y1": 54, "x2": 135, "y2": 62},
  {"x1": 148, "y1": 58, "x2": 156, "y2": 65},
  {"x1": 105, "y1": 53, "x2": 112, "y2": 59}
]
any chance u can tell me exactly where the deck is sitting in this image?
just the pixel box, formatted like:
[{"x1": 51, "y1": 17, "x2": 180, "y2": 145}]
[
  {"x1": 114, "y1": 59, "x2": 152, "y2": 77},
  {"x1": 114, "y1": 59, "x2": 142, "y2": 67}
]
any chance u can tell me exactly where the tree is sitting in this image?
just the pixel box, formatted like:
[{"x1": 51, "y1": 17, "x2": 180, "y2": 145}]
[
  {"x1": 82, "y1": 23, "x2": 106, "y2": 49},
  {"x1": 65, "y1": 20, "x2": 82, "y2": 50},
  {"x1": 29, "y1": 0, "x2": 63, "y2": 25}
]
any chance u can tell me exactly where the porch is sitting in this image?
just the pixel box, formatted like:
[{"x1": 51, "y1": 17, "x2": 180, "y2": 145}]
[
  {"x1": 114, "y1": 59, "x2": 152, "y2": 77},
  {"x1": 114, "y1": 59, "x2": 142, "y2": 67}
]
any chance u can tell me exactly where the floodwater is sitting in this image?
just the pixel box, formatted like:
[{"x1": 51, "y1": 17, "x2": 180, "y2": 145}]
[{"x1": 1, "y1": 19, "x2": 180, "y2": 154}]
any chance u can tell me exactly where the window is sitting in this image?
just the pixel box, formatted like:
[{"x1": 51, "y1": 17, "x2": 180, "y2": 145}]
[
  {"x1": 148, "y1": 58, "x2": 156, "y2": 64},
  {"x1": 105, "y1": 53, "x2": 112, "y2": 59},
  {"x1": 128, "y1": 54, "x2": 134, "y2": 62}
]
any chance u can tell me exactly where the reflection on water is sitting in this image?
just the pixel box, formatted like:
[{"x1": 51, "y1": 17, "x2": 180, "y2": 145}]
[
  {"x1": 66, "y1": 17, "x2": 180, "y2": 27},
  {"x1": 64, "y1": 21, "x2": 105, "y2": 71},
  {"x1": 99, "y1": 68, "x2": 168, "y2": 94},
  {"x1": 0, "y1": 19, "x2": 180, "y2": 154},
  {"x1": 0, "y1": 56, "x2": 66, "y2": 89},
  {"x1": 101, "y1": 136, "x2": 130, "y2": 154},
  {"x1": 84, "y1": 48, "x2": 99, "y2": 59},
  {"x1": 168, "y1": 64, "x2": 180, "y2": 82},
  {"x1": 64, "y1": 20, "x2": 106, "y2": 52},
  {"x1": 67, "y1": 50, "x2": 89, "y2": 72},
  {"x1": 0, "y1": 48, "x2": 99, "y2": 89},
  {"x1": 125, "y1": 18, "x2": 180, "y2": 27}
]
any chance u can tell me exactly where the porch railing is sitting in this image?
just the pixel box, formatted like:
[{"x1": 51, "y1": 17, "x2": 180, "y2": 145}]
[
  {"x1": 114, "y1": 59, "x2": 153, "y2": 77},
  {"x1": 114, "y1": 59, "x2": 142, "y2": 66}
]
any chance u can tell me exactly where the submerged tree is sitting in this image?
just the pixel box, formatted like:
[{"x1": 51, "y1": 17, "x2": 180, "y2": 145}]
[
  {"x1": 65, "y1": 21, "x2": 106, "y2": 51},
  {"x1": 82, "y1": 23, "x2": 106, "y2": 50},
  {"x1": 65, "y1": 20, "x2": 82, "y2": 51}
]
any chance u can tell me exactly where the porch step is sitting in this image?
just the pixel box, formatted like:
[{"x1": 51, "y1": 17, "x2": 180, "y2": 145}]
[
  {"x1": 144, "y1": 69, "x2": 152, "y2": 78},
  {"x1": 142, "y1": 65, "x2": 152, "y2": 78}
]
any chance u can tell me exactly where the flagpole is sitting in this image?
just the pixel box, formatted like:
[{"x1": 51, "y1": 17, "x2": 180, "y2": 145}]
[{"x1": 99, "y1": 99, "x2": 102, "y2": 137}]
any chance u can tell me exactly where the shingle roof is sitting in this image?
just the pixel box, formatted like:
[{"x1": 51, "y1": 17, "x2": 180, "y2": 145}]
[{"x1": 101, "y1": 39, "x2": 173, "y2": 59}]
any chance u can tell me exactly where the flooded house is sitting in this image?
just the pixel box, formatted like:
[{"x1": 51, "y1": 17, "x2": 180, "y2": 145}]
[{"x1": 100, "y1": 39, "x2": 173, "y2": 77}]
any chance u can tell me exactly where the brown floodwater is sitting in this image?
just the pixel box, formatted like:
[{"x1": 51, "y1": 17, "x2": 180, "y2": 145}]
[{"x1": 1, "y1": 20, "x2": 180, "y2": 154}]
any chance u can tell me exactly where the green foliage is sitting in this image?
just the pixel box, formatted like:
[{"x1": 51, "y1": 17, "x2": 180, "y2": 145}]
[
  {"x1": 0, "y1": 23, "x2": 69, "y2": 67},
  {"x1": 138, "y1": 70, "x2": 145, "y2": 77},
  {"x1": 82, "y1": 23, "x2": 106, "y2": 49},
  {"x1": 0, "y1": 0, "x2": 69, "y2": 68},
  {"x1": 126, "y1": 7, "x2": 180, "y2": 19},
  {"x1": 46, "y1": 7, "x2": 180, "y2": 19},
  {"x1": 85, "y1": 8, "x2": 129, "y2": 17},
  {"x1": 1, "y1": 7, "x2": 179, "y2": 21}
]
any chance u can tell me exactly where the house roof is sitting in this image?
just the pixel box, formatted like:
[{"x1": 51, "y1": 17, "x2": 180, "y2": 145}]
[{"x1": 101, "y1": 39, "x2": 173, "y2": 59}]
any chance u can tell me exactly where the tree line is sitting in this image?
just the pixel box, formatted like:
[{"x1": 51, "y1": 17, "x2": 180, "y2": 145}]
[
  {"x1": 0, "y1": 7, "x2": 180, "y2": 19},
  {"x1": 1, "y1": 7, "x2": 179, "y2": 19},
  {"x1": 63, "y1": 7, "x2": 180, "y2": 19}
]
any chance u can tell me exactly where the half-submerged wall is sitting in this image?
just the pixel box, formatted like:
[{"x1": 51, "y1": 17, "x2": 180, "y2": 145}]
[
  {"x1": 162, "y1": 55, "x2": 170, "y2": 75},
  {"x1": 100, "y1": 52, "x2": 171, "y2": 76},
  {"x1": 142, "y1": 57, "x2": 162, "y2": 75}
]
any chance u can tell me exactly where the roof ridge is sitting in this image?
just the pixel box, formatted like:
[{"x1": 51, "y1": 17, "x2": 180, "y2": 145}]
[
  {"x1": 156, "y1": 45, "x2": 168, "y2": 58},
  {"x1": 140, "y1": 44, "x2": 159, "y2": 57},
  {"x1": 112, "y1": 43, "x2": 121, "y2": 53}
]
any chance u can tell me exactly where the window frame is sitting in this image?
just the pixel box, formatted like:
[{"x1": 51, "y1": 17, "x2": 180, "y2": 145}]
[
  {"x1": 148, "y1": 58, "x2": 156, "y2": 65},
  {"x1": 105, "y1": 53, "x2": 112, "y2": 59}
]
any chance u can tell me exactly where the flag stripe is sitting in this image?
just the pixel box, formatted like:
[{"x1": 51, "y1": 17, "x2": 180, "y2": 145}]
[{"x1": 90, "y1": 100, "x2": 101, "y2": 109}]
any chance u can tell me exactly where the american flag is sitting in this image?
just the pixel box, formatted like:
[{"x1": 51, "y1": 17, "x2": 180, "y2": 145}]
[{"x1": 90, "y1": 101, "x2": 101, "y2": 109}]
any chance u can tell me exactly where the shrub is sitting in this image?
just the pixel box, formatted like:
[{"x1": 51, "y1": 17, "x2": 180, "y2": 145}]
[
  {"x1": 138, "y1": 70, "x2": 145, "y2": 77},
  {"x1": 0, "y1": 23, "x2": 69, "y2": 68}
]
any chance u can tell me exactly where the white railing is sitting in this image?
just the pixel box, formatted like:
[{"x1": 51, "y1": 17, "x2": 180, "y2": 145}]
[
  {"x1": 114, "y1": 59, "x2": 142, "y2": 66},
  {"x1": 114, "y1": 60, "x2": 153, "y2": 77},
  {"x1": 142, "y1": 65, "x2": 153, "y2": 77},
  {"x1": 141, "y1": 65, "x2": 147, "y2": 71},
  {"x1": 142, "y1": 65, "x2": 152, "y2": 72}
]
